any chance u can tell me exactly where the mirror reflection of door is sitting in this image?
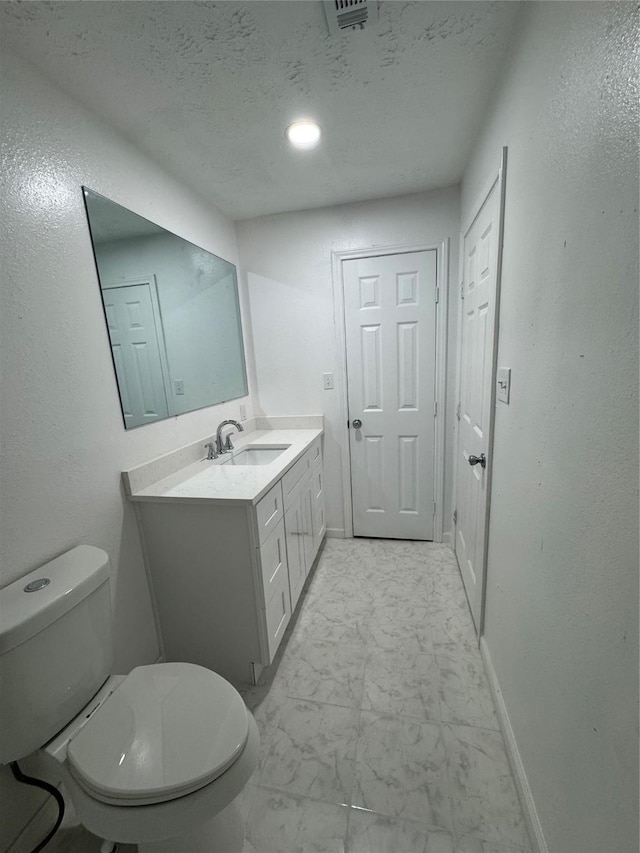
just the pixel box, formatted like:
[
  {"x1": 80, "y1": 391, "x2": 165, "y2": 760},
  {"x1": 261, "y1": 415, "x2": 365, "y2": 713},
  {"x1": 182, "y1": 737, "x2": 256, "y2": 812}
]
[{"x1": 102, "y1": 279, "x2": 170, "y2": 428}]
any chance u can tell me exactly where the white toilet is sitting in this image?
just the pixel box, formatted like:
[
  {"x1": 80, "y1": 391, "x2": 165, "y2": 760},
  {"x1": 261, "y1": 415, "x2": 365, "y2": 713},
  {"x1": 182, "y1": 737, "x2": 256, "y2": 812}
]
[{"x1": 0, "y1": 545, "x2": 259, "y2": 852}]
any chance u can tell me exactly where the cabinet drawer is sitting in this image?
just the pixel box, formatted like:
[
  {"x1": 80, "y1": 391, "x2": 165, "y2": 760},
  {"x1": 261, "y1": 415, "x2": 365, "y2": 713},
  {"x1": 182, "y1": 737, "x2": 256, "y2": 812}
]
[
  {"x1": 265, "y1": 566, "x2": 291, "y2": 662},
  {"x1": 259, "y1": 519, "x2": 288, "y2": 603},
  {"x1": 255, "y1": 481, "x2": 283, "y2": 546}
]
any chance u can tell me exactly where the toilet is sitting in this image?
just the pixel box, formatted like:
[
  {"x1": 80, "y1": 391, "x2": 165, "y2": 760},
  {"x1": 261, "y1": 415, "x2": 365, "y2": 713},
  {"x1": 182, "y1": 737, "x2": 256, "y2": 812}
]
[{"x1": 0, "y1": 545, "x2": 259, "y2": 852}]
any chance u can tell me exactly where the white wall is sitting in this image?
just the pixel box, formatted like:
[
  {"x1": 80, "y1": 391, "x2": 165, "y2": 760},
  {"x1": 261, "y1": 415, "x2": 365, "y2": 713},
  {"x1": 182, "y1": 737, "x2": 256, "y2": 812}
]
[
  {"x1": 236, "y1": 187, "x2": 460, "y2": 538},
  {"x1": 460, "y1": 4, "x2": 638, "y2": 852},
  {"x1": 0, "y1": 48, "x2": 256, "y2": 851}
]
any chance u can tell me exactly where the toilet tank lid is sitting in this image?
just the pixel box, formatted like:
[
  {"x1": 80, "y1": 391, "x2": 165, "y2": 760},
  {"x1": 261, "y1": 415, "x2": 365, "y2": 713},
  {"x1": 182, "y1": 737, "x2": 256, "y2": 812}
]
[{"x1": 0, "y1": 546, "x2": 110, "y2": 654}]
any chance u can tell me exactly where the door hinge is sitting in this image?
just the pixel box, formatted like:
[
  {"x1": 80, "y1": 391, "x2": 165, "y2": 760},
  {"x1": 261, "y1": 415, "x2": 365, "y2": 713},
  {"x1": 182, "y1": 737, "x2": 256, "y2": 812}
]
[
  {"x1": 433, "y1": 501, "x2": 437, "y2": 517},
  {"x1": 453, "y1": 508, "x2": 457, "y2": 524},
  {"x1": 434, "y1": 400, "x2": 437, "y2": 417},
  {"x1": 435, "y1": 286, "x2": 439, "y2": 304},
  {"x1": 456, "y1": 402, "x2": 461, "y2": 420},
  {"x1": 460, "y1": 282, "x2": 464, "y2": 300}
]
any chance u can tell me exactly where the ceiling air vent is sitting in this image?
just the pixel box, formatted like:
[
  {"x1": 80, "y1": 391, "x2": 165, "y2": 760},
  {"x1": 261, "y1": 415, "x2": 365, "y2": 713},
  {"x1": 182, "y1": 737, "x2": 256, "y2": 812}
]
[{"x1": 324, "y1": 0, "x2": 379, "y2": 35}]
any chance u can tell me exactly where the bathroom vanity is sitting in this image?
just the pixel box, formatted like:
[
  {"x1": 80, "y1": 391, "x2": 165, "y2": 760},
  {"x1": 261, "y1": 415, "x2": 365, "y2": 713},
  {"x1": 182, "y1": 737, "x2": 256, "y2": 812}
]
[{"x1": 124, "y1": 424, "x2": 325, "y2": 684}]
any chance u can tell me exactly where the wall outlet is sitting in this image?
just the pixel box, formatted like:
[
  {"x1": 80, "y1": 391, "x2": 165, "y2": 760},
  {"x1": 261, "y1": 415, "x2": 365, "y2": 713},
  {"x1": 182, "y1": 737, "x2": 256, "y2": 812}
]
[
  {"x1": 174, "y1": 380, "x2": 185, "y2": 395},
  {"x1": 239, "y1": 403, "x2": 247, "y2": 421},
  {"x1": 323, "y1": 372, "x2": 334, "y2": 390}
]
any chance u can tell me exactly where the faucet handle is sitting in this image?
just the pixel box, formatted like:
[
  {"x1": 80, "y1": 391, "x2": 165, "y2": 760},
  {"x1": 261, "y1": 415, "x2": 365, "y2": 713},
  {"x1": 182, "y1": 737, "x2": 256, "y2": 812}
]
[
  {"x1": 204, "y1": 442, "x2": 218, "y2": 460},
  {"x1": 224, "y1": 435, "x2": 235, "y2": 451}
]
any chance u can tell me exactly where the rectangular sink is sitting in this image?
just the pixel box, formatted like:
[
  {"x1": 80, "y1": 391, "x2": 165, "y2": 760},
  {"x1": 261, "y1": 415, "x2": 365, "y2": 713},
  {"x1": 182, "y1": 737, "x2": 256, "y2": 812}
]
[{"x1": 222, "y1": 445, "x2": 290, "y2": 466}]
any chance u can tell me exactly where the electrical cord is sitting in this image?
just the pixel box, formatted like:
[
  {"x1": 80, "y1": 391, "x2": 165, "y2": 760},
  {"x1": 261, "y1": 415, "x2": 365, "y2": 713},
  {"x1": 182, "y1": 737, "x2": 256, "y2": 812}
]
[{"x1": 9, "y1": 761, "x2": 65, "y2": 852}]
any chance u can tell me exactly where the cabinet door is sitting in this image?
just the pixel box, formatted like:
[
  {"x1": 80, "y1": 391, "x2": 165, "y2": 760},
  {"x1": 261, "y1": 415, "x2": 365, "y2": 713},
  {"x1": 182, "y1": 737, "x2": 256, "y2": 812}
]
[
  {"x1": 310, "y1": 463, "x2": 326, "y2": 560},
  {"x1": 258, "y1": 519, "x2": 288, "y2": 605},
  {"x1": 285, "y1": 497, "x2": 306, "y2": 610},
  {"x1": 301, "y1": 478, "x2": 315, "y2": 577},
  {"x1": 265, "y1": 565, "x2": 291, "y2": 663}
]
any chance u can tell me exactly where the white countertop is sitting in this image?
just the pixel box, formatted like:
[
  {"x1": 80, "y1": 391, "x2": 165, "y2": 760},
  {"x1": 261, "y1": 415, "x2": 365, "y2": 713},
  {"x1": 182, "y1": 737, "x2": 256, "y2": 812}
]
[{"x1": 127, "y1": 428, "x2": 323, "y2": 506}]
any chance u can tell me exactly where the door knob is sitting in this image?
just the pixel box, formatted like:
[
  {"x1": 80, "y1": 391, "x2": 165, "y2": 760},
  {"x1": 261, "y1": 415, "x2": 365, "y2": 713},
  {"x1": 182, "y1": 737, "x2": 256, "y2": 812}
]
[
  {"x1": 352, "y1": 419, "x2": 362, "y2": 429},
  {"x1": 468, "y1": 453, "x2": 486, "y2": 468}
]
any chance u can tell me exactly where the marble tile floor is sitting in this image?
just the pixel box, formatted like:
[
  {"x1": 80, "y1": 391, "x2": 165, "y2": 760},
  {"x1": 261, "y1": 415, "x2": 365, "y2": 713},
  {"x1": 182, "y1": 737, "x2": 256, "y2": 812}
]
[
  {"x1": 38, "y1": 538, "x2": 531, "y2": 853},
  {"x1": 239, "y1": 538, "x2": 532, "y2": 853}
]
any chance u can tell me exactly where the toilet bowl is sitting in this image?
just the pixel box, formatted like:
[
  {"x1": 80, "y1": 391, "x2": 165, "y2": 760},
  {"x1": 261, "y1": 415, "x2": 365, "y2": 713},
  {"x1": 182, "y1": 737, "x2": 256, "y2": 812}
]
[
  {"x1": 0, "y1": 546, "x2": 258, "y2": 852},
  {"x1": 38, "y1": 663, "x2": 260, "y2": 851}
]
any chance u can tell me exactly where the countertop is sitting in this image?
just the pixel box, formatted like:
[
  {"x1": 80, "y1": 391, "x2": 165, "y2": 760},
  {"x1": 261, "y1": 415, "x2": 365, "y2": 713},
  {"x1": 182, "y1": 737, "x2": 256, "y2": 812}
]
[{"x1": 126, "y1": 428, "x2": 323, "y2": 506}]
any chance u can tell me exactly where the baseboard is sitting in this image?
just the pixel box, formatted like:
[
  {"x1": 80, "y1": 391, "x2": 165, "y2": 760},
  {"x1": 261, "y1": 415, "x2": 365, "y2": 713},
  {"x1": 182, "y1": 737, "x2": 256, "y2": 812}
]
[
  {"x1": 325, "y1": 528, "x2": 346, "y2": 538},
  {"x1": 480, "y1": 637, "x2": 548, "y2": 853},
  {"x1": 442, "y1": 531, "x2": 452, "y2": 545}
]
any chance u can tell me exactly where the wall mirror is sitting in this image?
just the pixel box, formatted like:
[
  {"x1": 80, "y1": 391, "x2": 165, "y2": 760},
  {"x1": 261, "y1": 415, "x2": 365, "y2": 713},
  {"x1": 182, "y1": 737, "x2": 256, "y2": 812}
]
[{"x1": 83, "y1": 187, "x2": 248, "y2": 429}]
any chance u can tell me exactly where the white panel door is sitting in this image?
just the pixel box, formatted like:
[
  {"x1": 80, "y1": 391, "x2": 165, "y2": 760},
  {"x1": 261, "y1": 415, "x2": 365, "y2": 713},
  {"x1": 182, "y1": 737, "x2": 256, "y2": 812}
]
[
  {"x1": 344, "y1": 251, "x2": 437, "y2": 540},
  {"x1": 455, "y1": 180, "x2": 501, "y2": 630},
  {"x1": 103, "y1": 283, "x2": 169, "y2": 428}
]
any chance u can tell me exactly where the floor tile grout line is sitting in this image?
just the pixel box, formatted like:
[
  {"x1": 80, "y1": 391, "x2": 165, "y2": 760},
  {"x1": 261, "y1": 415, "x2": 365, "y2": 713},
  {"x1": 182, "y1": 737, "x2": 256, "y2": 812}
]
[{"x1": 253, "y1": 780, "x2": 353, "y2": 811}]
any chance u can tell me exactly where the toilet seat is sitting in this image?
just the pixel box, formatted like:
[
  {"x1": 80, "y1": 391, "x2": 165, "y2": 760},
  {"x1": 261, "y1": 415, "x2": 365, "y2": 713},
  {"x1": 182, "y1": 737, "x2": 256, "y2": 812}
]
[{"x1": 66, "y1": 662, "x2": 249, "y2": 806}]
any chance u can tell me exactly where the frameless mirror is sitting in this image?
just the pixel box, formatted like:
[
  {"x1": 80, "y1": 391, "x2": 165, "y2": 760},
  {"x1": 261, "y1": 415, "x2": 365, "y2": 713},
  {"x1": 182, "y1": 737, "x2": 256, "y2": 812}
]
[{"x1": 83, "y1": 188, "x2": 248, "y2": 429}]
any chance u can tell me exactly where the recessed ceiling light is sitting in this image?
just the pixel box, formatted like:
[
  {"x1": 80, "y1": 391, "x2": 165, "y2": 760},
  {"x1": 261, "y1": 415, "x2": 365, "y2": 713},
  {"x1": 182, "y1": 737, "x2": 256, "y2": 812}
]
[{"x1": 285, "y1": 120, "x2": 321, "y2": 149}]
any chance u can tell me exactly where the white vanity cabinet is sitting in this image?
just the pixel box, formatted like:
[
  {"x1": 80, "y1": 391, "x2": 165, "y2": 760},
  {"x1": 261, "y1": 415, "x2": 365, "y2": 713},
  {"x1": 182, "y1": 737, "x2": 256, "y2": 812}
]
[{"x1": 133, "y1": 434, "x2": 325, "y2": 685}]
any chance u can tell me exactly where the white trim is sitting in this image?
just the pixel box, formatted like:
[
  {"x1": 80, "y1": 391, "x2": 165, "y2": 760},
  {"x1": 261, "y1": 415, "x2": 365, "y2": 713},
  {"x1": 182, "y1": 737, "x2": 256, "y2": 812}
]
[
  {"x1": 330, "y1": 249, "x2": 354, "y2": 538},
  {"x1": 433, "y1": 238, "x2": 449, "y2": 542},
  {"x1": 325, "y1": 527, "x2": 346, "y2": 538},
  {"x1": 330, "y1": 241, "x2": 435, "y2": 264},
  {"x1": 331, "y1": 240, "x2": 449, "y2": 542},
  {"x1": 451, "y1": 227, "x2": 466, "y2": 551},
  {"x1": 481, "y1": 637, "x2": 549, "y2": 853}
]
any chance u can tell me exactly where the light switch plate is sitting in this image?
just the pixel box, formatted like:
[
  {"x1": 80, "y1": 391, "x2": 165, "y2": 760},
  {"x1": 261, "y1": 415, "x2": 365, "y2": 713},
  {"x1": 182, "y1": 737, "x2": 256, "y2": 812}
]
[
  {"x1": 174, "y1": 380, "x2": 185, "y2": 395},
  {"x1": 323, "y1": 372, "x2": 334, "y2": 390},
  {"x1": 497, "y1": 367, "x2": 511, "y2": 403}
]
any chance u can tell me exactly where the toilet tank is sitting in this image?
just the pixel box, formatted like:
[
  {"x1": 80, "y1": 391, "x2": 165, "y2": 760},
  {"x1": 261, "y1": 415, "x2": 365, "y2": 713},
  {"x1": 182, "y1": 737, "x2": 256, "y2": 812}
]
[{"x1": 0, "y1": 546, "x2": 113, "y2": 764}]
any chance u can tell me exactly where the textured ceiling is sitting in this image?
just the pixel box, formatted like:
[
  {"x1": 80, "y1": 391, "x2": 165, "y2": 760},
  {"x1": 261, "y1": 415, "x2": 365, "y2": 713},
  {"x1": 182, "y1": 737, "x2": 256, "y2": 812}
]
[{"x1": 0, "y1": 1, "x2": 521, "y2": 220}]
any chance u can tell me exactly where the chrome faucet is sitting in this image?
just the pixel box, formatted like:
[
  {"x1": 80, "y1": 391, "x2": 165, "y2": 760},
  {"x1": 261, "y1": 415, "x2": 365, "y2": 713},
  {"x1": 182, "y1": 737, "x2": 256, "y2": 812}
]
[{"x1": 215, "y1": 419, "x2": 244, "y2": 455}]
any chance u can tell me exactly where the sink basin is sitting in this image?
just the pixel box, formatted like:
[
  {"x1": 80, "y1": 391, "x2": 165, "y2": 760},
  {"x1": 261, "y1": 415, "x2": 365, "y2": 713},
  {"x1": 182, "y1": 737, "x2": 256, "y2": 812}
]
[{"x1": 222, "y1": 445, "x2": 289, "y2": 466}]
